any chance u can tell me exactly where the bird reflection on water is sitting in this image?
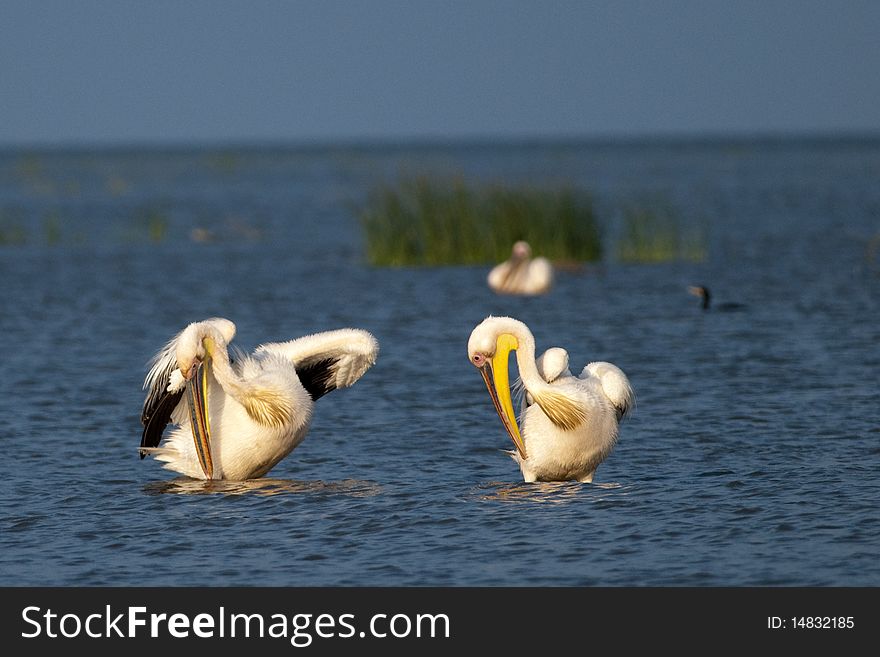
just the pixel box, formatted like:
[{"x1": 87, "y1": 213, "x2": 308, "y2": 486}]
[
  {"x1": 473, "y1": 480, "x2": 632, "y2": 504},
  {"x1": 143, "y1": 477, "x2": 383, "y2": 498}
]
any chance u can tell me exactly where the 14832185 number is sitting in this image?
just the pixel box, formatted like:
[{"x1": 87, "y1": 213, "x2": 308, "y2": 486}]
[{"x1": 791, "y1": 617, "x2": 854, "y2": 629}]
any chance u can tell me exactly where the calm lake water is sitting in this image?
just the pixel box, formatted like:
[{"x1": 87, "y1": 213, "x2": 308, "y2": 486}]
[{"x1": 1, "y1": 139, "x2": 878, "y2": 585}]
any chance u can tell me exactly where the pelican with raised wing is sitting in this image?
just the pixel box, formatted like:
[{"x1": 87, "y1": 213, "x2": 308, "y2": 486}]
[
  {"x1": 468, "y1": 316, "x2": 633, "y2": 483},
  {"x1": 140, "y1": 318, "x2": 379, "y2": 480}
]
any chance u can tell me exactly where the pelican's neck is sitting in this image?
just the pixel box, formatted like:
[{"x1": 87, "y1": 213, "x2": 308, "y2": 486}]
[
  {"x1": 203, "y1": 334, "x2": 293, "y2": 429},
  {"x1": 503, "y1": 258, "x2": 529, "y2": 286},
  {"x1": 202, "y1": 335, "x2": 240, "y2": 391},
  {"x1": 506, "y1": 322, "x2": 549, "y2": 396},
  {"x1": 505, "y1": 319, "x2": 587, "y2": 431}
]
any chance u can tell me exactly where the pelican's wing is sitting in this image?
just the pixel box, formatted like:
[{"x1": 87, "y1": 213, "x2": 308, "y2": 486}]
[
  {"x1": 140, "y1": 335, "x2": 185, "y2": 455},
  {"x1": 536, "y1": 347, "x2": 570, "y2": 383},
  {"x1": 580, "y1": 361, "x2": 635, "y2": 420},
  {"x1": 256, "y1": 328, "x2": 379, "y2": 401},
  {"x1": 487, "y1": 261, "x2": 512, "y2": 291}
]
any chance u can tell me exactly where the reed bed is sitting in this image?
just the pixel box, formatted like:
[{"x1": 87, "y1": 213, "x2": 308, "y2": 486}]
[
  {"x1": 359, "y1": 176, "x2": 707, "y2": 266},
  {"x1": 359, "y1": 176, "x2": 603, "y2": 265}
]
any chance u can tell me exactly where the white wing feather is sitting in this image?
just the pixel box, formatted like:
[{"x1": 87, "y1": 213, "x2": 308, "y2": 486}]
[{"x1": 256, "y1": 328, "x2": 379, "y2": 390}]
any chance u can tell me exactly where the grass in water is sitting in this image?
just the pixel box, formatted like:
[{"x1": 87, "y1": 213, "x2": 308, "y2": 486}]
[
  {"x1": 360, "y1": 176, "x2": 602, "y2": 266},
  {"x1": 0, "y1": 208, "x2": 27, "y2": 245},
  {"x1": 616, "y1": 201, "x2": 707, "y2": 264},
  {"x1": 121, "y1": 205, "x2": 170, "y2": 244},
  {"x1": 43, "y1": 212, "x2": 62, "y2": 245}
]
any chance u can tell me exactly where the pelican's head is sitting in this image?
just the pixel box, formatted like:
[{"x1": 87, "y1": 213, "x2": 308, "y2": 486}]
[
  {"x1": 511, "y1": 240, "x2": 532, "y2": 261},
  {"x1": 174, "y1": 318, "x2": 234, "y2": 480},
  {"x1": 176, "y1": 317, "x2": 236, "y2": 379},
  {"x1": 468, "y1": 316, "x2": 528, "y2": 459}
]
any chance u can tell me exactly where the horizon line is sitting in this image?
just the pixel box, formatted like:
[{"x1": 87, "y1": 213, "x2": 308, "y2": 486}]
[{"x1": 1, "y1": 129, "x2": 879, "y2": 153}]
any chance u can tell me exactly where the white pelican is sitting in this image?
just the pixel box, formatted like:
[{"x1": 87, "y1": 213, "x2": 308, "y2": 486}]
[
  {"x1": 468, "y1": 316, "x2": 634, "y2": 483},
  {"x1": 140, "y1": 318, "x2": 379, "y2": 480},
  {"x1": 487, "y1": 241, "x2": 553, "y2": 295},
  {"x1": 687, "y1": 285, "x2": 746, "y2": 312}
]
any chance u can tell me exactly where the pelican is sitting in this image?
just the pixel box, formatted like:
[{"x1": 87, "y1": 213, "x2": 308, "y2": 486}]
[
  {"x1": 468, "y1": 316, "x2": 634, "y2": 483},
  {"x1": 140, "y1": 318, "x2": 379, "y2": 480},
  {"x1": 687, "y1": 285, "x2": 746, "y2": 311},
  {"x1": 487, "y1": 241, "x2": 553, "y2": 295}
]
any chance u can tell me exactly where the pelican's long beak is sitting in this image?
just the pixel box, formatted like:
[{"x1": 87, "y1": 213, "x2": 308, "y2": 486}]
[
  {"x1": 479, "y1": 334, "x2": 527, "y2": 459},
  {"x1": 186, "y1": 359, "x2": 213, "y2": 479}
]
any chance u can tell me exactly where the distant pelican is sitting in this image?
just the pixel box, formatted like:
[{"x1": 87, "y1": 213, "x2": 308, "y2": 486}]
[
  {"x1": 687, "y1": 285, "x2": 746, "y2": 311},
  {"x1": 468, "y1": 316, "x2": 633, "y2": 483},
  {"x1": 140, "y1": 318, "x2": 379, "y2": 480},
  {"x1": 487, "y1": 241, "x2": 553, "y2": 295}
]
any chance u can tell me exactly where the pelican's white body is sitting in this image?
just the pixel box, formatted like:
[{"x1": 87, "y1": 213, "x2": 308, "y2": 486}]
[
  {"x1": 517, "y1": 359, "x2": 632, "y2": 483},
  {"x1": 158, "y1": 353, "x2": 313, "y2": 480},
  {"x1": 142, "y1": 319, "x2": 378, "y2": 480},
  {"x1": 487, "y1": 241, "x2": 553, "y2": 295},
  {"x1": 469, "y1": 316, "x2": 634, "y2": 483}
]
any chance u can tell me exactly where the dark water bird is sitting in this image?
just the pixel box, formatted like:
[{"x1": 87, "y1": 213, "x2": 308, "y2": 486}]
[
  {"x1": 687, "y1": 285, "x2": 746, "y2": 312},
  {"x1": 140, "y1": 318, "x2": 379, "y2": 480}
]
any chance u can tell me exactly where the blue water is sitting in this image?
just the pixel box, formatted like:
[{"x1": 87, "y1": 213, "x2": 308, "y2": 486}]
[{"x1": 1, "y1": 139, "x2": 878, "y2": 585}]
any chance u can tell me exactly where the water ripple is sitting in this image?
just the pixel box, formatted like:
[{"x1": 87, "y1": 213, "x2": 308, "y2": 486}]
[{"x1": 2, "y1": 143, "x2": 879, "y2": 585}]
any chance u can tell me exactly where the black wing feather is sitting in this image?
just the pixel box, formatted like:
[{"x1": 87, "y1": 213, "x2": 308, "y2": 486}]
[
  {"x1": 139, "y1": 355, "x2": 180, "y2": 458},
  {"x1": 140, "y1": 388, "x2": 184, "y2": 456},
  {"x1": 295, "y1": 357, "x2": 338, "y2": 401}
]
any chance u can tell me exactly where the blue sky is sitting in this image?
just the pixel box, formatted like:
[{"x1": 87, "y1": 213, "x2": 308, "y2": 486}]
[{"x1": 1, "y1": 1, "x2": 878, "y2": 145}]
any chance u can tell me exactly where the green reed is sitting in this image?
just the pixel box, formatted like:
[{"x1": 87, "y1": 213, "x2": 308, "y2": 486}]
[
  {"x1": 359, "y1": 176, "x2": 602, "y2": 266},
  {"x1": 0, "y1": 212, "x2": 27, "y2": 245},
  {"x1": 616, "y1": 201, "x2": 707, "y2": 264},
  {"x1": 43, "y1": 212, "x2": 62, "y2": 245},
  {"x1": 125, "y1": 206, "x2": 169, "y2": 243}
]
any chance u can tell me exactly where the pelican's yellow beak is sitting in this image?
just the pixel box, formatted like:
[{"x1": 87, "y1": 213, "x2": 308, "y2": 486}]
[
  {"x1": 478, "y1": 333, "x2": 527, "y2": 459},
  {"x1": 186, "y1": 358, "x2": 213, "y2": 479}
]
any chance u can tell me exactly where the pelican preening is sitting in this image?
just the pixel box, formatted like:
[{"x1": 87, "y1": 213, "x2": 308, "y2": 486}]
[
  {"x1": 138, "y1": 315, "x2": 632, "y2": 484},
  {"x1": 140, "y1": 318, "x2": 378, "y2": 480},
  {"x1": 487, "y1": 241, "x2": 554, "y2": 295},
  {"x1": 468, "y1": 316, "x2": 634, "y2": 483},
  {"x1": 687, "y1": 285, "x2": 746, "y2": 312}
]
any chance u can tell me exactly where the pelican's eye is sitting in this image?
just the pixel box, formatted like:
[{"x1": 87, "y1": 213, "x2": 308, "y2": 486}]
[{"x1": 472, "y1": 353, "x2": 485, "y2": 366}]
